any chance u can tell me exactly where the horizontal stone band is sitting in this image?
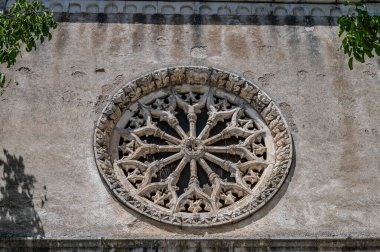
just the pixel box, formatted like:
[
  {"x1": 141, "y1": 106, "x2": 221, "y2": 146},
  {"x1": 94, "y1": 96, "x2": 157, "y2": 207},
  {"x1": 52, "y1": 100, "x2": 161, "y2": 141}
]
[
  {"x1": 3, "y1": 0, "x2": 380, "y2": 17},
  {"x1": 1, "y1": 238, "x2": 379, "y2": 250}
]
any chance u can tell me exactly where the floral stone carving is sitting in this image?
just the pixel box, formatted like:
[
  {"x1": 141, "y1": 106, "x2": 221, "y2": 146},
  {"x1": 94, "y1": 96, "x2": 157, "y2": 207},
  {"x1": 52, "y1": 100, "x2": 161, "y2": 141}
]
[{"x1": 94, "y1": 66, "x2": 292, "y2": 227}]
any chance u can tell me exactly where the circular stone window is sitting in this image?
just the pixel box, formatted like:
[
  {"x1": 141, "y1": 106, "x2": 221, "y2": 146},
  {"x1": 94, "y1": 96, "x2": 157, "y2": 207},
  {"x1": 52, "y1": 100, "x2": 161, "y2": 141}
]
[{"x1": 94, "y1": 67, "x2": 292, "y2": 226}]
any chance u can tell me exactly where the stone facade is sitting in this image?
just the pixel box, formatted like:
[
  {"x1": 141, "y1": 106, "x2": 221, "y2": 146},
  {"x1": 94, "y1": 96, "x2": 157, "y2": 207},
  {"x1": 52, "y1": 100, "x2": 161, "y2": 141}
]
[{"x1": 0, "y1": 0, "x2": 380, "y2": 250}]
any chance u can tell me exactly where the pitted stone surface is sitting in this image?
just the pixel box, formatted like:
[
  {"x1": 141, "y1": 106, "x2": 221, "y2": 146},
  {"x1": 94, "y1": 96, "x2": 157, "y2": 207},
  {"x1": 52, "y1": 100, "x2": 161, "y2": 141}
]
[{"x1": 0, "y1": 19, "x2": 380, "y2": 238}]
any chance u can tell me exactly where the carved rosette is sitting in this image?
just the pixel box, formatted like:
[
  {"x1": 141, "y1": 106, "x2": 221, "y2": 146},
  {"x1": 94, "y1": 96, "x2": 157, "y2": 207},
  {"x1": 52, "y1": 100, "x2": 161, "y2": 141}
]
[{"x1": 94, "y1": 66, "x2": 292, "y2": 227}]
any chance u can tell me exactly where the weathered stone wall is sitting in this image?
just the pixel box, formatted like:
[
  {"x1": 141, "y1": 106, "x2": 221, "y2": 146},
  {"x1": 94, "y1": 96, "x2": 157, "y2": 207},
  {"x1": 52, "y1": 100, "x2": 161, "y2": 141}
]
[{"x1": 0, "y1": 11, "x2": 379, "y2": 242}]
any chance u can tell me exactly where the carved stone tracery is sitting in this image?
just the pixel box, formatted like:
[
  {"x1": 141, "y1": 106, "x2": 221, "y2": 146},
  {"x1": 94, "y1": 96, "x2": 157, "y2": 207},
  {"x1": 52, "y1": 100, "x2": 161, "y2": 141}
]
[{"x1": 94, "y1": 67, "x2": 292, "y2": 227}]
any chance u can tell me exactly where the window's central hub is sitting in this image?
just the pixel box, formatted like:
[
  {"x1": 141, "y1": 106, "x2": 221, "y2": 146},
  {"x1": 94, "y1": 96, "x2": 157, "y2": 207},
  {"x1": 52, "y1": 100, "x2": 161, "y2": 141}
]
[{"x1": 182, "y1": 137, "x2": 204, "y2": 159}]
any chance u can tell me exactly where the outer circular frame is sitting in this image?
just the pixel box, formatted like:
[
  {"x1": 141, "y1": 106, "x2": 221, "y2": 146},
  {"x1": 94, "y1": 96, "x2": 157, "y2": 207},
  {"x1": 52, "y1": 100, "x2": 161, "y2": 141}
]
[{"x1": 93, "y1": 66, "x2": 293, "y2": 227}]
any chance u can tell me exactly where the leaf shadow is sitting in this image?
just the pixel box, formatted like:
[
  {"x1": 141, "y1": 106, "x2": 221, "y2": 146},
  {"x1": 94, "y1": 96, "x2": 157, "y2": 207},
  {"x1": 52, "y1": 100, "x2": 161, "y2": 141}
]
[{"x1": 0, "y1": 149, "x2": 44, "y2": 237}]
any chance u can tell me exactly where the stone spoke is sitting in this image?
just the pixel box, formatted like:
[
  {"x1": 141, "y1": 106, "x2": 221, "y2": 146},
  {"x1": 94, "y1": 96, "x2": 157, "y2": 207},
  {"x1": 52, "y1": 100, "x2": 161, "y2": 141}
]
[
  {"x1": 189, "y1": 159, "x2": 199, "y2": 185},
  {"x1": 157, "y1": 152, "x2": 184, "y2": 168},
  {"x1": 140, "y1": 101, "x2": 188, "y2": 139},
  {"x1": 129, "y1": 126, "x2": 182, "y2": 145},
  {"x1": 116, "y1": 117, "x2": 182, "y2": 146},
  {"x1": 138, "y1": 152, "x2": 184, "y2": 189},
  {"x1": 203, "y1": 152, "x2": 234, "y2": 173},
  {"x1": 173, "y1": 125, "x2": 188, "y2": 139},
  {"x1": 202, "y1": 153, "x2": 255, "y2": 193},
  {"x1": 204, "y1": 128, "x2": 265, "y2": 146},
  {"x1": 205, "y1": 146, "x2": 256, "y2": 161},
  {"x1": 174, "y1": 89, "x2": 208, "y2": 138},
  {"x1": 198, "y1": 158, "x2": 220, "y2": 183},
  {"x1": 197, "y1": 94, "x2": 240, "y2": 140},
  {"x1": 166, "y1": 157, "x2": 189, "y2": 185},
  {"x1": 128, "y1": 144, "x2": 182, "y2": 160}
]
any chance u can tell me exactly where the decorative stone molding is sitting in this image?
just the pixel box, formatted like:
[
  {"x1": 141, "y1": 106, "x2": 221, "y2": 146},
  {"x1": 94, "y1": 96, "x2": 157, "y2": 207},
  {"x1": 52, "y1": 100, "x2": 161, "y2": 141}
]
[
  {"x1": 2, "y1": 238, "x2": 380, "y2": 250},
  {"x1": 4, "y1": 0, "x2": 380, "y2": 17},
  {"x1": 94, "y1": 67, "x2": 293, "y2": 227}
]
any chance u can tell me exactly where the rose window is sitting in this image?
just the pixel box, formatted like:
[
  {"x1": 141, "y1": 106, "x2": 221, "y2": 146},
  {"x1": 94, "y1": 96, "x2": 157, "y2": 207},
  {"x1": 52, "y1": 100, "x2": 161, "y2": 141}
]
[{"x1": 94, "y1": 67, "x2": 292, "y2": 226}]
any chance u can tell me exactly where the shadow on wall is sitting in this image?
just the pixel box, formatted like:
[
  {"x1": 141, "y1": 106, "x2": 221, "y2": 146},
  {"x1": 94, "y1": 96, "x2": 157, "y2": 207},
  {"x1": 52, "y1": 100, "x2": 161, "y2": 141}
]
[
  {"x1": 55, "y1": 13, "x2": 338, "y2": 27},
  {"x1": 0, "y1": 149, "x2": 44, "y2": 237}
]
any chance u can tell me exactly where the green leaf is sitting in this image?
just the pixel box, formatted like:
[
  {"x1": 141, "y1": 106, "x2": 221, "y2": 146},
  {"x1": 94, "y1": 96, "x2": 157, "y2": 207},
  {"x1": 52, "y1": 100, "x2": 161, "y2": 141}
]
[
  {"x1": 375, "y1": 47, "x2": 380, "y2": 57},
  {"x1": 0, "y1": 73, "x2": 4, "y2": 88},
  {"x1": 0, "y1": 0, "x2": 58, "y2": 84},
  {"x1": 348, "y1": 57, "x2": 353, "y2": 70},
  {"x1": 338, "y1": 1, "x2": 380, "y2": 69}
]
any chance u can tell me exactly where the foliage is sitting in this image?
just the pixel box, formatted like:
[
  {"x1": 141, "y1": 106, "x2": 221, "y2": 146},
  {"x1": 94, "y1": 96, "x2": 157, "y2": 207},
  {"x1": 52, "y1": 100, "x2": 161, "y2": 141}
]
[
  {"x1": 0, "y1": 0, "x2": 58, "y2": 87},
  {"x1": 338, "y1": 1, "x2": 380, "y2": 70}
]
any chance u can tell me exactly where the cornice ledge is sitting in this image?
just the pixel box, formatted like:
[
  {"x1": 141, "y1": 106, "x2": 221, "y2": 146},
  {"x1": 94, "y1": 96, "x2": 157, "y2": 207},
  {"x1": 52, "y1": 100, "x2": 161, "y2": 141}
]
[
  {"x1": 3, "y1": 0, "x2": 380, "y2": 17},
  {"x1": 0, "y1": 238, "x2": 380, "y2": 250}
]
